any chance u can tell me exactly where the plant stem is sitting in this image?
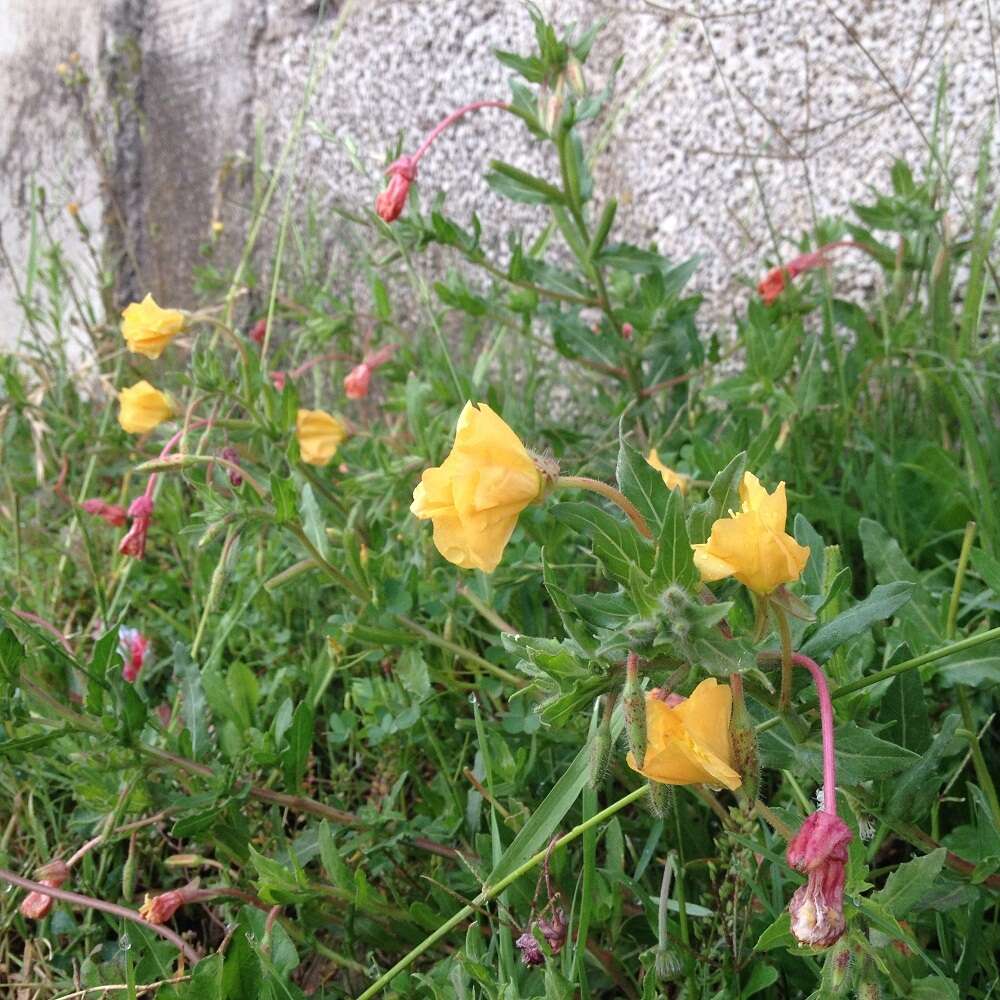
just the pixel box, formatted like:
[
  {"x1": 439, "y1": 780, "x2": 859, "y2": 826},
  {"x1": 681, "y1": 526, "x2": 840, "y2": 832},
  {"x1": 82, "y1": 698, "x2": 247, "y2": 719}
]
[
  {"x1": 774, "y1": 605, "x2": 794, "y2": 713},
  {"x1": 0, "y1": 867, "x2": 200, "y2": 965},
  {"x1": 789, "y1": 653, "x2": 838, "y2": 813},
  {"x1": 554, "y1": 476, "x2": 653, "y2": 539},
  {"x1": 946, "y1": 521, "x2": 977, "y2": 639},
  {"x1": 957, "y1": 688, "x2": 1000, "y2": 832},
  {"x1": 355, "y1": 785, "x2": 649, "y2": 999}
]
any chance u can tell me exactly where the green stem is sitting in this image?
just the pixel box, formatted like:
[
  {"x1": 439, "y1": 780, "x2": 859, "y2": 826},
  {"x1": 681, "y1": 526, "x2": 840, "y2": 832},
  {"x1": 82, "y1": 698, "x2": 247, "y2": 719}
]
[
  {"x1": 958, "y1": 689, "x2": 1000, "y2": 831},
  {"x1": 774, "y1": 605, "x2": 794, "y2": 713},
  {"x1": 946, "y1": 521, "x2": 977, "y2": 639},
  {"x1": 286, "y1": 524, "x2": 368, "y2": 601},
  {"x1": 554, "y1": 476, "x2": 653, "y2": 539},
  {"x1": 355, "y1": 785, "x2": 649, "y2": 1000}
]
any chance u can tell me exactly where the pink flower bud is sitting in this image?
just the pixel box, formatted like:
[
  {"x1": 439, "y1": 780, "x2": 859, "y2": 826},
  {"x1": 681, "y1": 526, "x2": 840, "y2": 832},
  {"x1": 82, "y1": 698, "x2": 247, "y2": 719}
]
[
  {"x1": 20, "y1": 861, "x2": 69, "y2": 920},
  {"x1": 270, "y1": 371, "x2": 287, "y2": 392},
  {"x1": 621, "y1": 322, "x2": 634, "y2": 340},
  {"x1": 786, "y1": 811, "x2": 853, "y2": 948},
  {"x1": 118, "y1": 627, "x2": 151, "y2": 683},
  {"x1": 119, "y1": 495, "x2": 154, "y2": 559},
  {"x1": 515, "y1": 929, "x2": 545, "y2": 966},
  {"x1": 344, "y1": 362, "x2": 372, "y2": 400},
  {"x1": 375, "y1": 156, "x2": 417, "y2": 223},
  {"x1": 221, "y1": 446, "x2": 243, "y2": 487},
  {"x1": 249, "y1": 318, "x2": 267, "y2": 344},
  {"x1": 81, "y1": 498, "x2": 128, "y2": 527},
  {"x1": 139, "y1": 880, "x2": 205, "y2": 925}
]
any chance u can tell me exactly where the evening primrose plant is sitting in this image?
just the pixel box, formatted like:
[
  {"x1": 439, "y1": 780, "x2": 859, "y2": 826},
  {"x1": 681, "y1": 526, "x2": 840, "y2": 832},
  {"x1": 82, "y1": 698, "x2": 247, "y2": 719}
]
[{"x1": 1, "y1": 7, "x2": 999, "y2": 1000}]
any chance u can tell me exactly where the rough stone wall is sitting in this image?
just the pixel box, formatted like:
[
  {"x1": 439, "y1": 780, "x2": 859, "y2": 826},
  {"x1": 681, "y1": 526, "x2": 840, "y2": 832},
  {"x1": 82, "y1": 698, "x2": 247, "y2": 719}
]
[{"x1": 1, "y1": 0, "x2": 997, "y2": 351}]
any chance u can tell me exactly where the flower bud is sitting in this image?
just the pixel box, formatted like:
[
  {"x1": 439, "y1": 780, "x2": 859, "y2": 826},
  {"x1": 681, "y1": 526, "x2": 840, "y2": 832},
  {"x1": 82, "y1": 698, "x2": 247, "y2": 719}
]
[
  {"x1": 588, "y1": 709, "x2": 612, "y2": 788},
  {"x1": 138, "y1": 880, "x2": 205, "y2": 925},
  {"x1": 375, "y1": 155, "x2": 417, "y2": 223},
  {"x1": 647, "y1": 779, "x2": 673, "y2": 819},
  {"x1": 81, "y1": 498, "x2": 128, "y2": 527},
  {"x1": 622, "y1": 656, "x2": 647, "y2": 769},
  {"x1": 786, "y1": 811, "x2": 853, "y2": 948},
  {"x1": 821, "y1": 937, "x2": 853, "y2": 993},
  {"x1": 19, "y1": 860, "x2": 69, "y2": 920},
  {"x1": 344, "y1": 362, "x2": 372, "y2": 400},
  {"x1": 119, "y1": 495, "x2": 154, "y2": 559},
  {"x1": 221, "y1": 446, "x2": 243, "y2": 487},
  {"x1": 122, "y1": 833, "x2": 139, "y2": 902},
  {"x1": 515, "y1": 928, "x2": 545, "y2": 966},
  {"x1": 249, "y1": 318, "x2": 267, "y2": 344},
  {"x1": 566, "y1": 56, "x2": 586, "y2": 95}
]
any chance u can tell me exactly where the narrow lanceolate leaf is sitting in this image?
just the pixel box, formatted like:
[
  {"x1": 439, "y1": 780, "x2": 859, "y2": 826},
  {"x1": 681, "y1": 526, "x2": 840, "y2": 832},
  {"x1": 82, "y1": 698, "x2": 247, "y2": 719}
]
[
  {"x1": 282, "y1": 702, "x2": 314, "y2": 791},
  {"x1": 485, "y1": 161, "x2": 565, "y2": 205},
  {"x1": 616, "y1": 425, "x2": 668, "y2": 535},
  {"x1": 800, "y1": 581, "x2": 914, "y2": 661}
]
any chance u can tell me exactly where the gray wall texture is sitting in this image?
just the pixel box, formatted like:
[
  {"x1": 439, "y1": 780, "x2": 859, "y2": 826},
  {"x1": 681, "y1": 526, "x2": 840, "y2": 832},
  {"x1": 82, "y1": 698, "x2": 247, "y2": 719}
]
[{"x1": 1, "y1": 0, "x2": 998, "y2": 353}]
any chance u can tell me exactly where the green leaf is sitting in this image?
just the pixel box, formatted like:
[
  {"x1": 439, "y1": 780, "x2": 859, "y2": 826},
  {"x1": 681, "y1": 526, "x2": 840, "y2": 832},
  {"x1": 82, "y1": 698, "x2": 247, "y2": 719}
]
[
  {"x1": 909, "y1": 977, "x2": 960, "y2": 1000},
  {"x1": 873, "y1": 848, "x2": 946, "y2": 917},
  {"x1": 282, "y1": 702, "x2": 314, "y2": 790},
  {"x1": 552, "y1": 500, "x2": 653, "y2": 584},
  {"x1": 177, "y1": 643, "x2": 213, "y2": 761},
  {"x1": 877, "y1": 659, "x2": 932, "y2": 754},
  {"x1": 885, "y1": 714, "x2": 961, "y2": 822},
  {"x1": 754, "y1": 911, "x2": 794, "y2": 952},
  {"x1": 270, "y1": 474, "x2": 297, "y2": 524},
  {"x1": 689, "y1": 452, "x2": 746, "y2": 544},
  {"x1": 227, "y1": 661, "x2": 260, "y2": 730},
  {"x1": 793, "y1": 514, "x2": 825, "y2": 596},
  {"x1": 616, "y1": 426, "x2": 667, "y2": 535},
  {"x1": 485, "y1": 161, "x2": 564, "y2": 205},
  {"x1": 542, "y1": 549, "x2": 598, "y2": 653},
  {"x1": 298, "y1": 482, "x2": 328, "y2": 561},
  {"x1": 741, "y1": 963, "x2": 779, "y2": 998},
  {"x1": 0, "y1": 627, "x2": 24, "y2": 682},
  {"x1": 654, "y1": 489, "x2": 698, "y2": 589},
  {"x1": 800, "y1": 582, "x2": 914, "y2": 661},
  {"x1": 396, "y1": 648, "x2": 431, "y2": 699},
  {"x1": 318, "y1": 820, "x2": 354, "y2": 891}
]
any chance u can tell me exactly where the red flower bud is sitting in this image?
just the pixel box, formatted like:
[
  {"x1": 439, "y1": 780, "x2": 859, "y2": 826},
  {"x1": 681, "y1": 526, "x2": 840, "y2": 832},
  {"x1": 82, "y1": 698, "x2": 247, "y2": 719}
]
[
  {"x1": 19, "y1": 860, "x2": 70, "y2": 920},
  {"x1": 221, "y1": 446, "x2": 243, "y2": 487},
  {"x1": 139, "y1": 880, "x2": 205, "y2": 925},
  {"x1": 344, "y1": 362, "x2": 372, "y2": 400},
  {"x1": 119, "y1": 495, "x2": 155, "y2": 559},
  {"x1": 81, "y1": 498, "x2": 128, "y2": 527},
  {"x1": 118, "y1": 627, "x2": 151, "y2": 683},
  {"x1": 375, "y1": 156, "x2": 417, "y2": 223},
  {"x1": 249, "y1": 318, "x2": 267, "y2": 344},
  {"x1": 270, "y1": 371, "x2": 287, "y2": 392}
]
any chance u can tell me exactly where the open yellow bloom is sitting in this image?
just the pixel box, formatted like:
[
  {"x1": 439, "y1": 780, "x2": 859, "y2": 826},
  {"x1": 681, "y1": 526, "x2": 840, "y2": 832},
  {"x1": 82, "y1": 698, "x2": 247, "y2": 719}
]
[
  {"x1": 627, "y1": 678, "x2": 742, "y2": 790},
  {"x1": 410, "y1": 401, "x2": 542, "y2": 572},
  {"x1": 121, "y1": 294, "x2": 185, "y2": 359},
  {"x1": 296, "y1": 409, "x2": 347, "y2": 466},
  {"x1": 692, "y1": 472, "x2": 810, "y2": 595},
  {"x1": 646, "y1": 449, "x2": 689, "y2": 494},
  {"x1": 118, "y1": 380, "x2": 174, "y2": 434}
]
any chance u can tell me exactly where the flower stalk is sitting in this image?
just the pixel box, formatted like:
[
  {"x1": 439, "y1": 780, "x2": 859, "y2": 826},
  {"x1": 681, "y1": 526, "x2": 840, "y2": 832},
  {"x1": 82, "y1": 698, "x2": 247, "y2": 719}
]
[{"x1": 554, "y1": 475, "x2": 652, "y2": 538}]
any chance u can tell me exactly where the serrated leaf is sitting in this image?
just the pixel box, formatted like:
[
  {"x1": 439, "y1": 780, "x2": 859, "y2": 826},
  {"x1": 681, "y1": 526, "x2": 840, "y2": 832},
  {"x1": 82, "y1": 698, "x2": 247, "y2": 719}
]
[
  {"x1": 754, "y1": 911, "x2": 794, "y2": 951},
  {"x1": 552, "y1": 500, "x2": 653, "y2": 584},
  {"x1": 654, "y1": 489, "x2": 698, "y2": 589},
  {"x1": 616, "y1": 426, "x2": 667, "y2": 535},
  {"x1": 800, "y1": 581, "x2": 914, "y2": 661},
  {"x1": 874, "y1": 848, "x2": 946, "y2": 917}
]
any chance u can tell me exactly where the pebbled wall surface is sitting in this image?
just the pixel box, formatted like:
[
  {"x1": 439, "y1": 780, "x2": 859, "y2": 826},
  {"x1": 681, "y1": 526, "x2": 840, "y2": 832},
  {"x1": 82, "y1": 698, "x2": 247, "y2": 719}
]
[{"x1": 1, "y1": 0, "x2": 997, "y2": 350}]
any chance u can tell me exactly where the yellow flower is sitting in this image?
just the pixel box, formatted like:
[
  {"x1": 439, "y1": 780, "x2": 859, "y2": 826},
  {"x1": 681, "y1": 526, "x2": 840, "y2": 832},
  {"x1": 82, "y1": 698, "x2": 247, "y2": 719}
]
[
  {"x1": 410, "y1": 401, "x2": 542, "y2": 572},
  {"x1": 627, "y1": 678, "x2": 742, "y2": 790},
  {"x1": 692, "y1": 472, "x2": 810, "y2": 595},
  {"x1": 646, "y1": 449, "x2": 690, "y2": 494},
  {"x1": 296, "y1": 409, "x2": 347, "y2": 466},
  {"x1": 121, "y1": 294, "x2": 185, "y2": 359},
  {"x1": 118, "y1": 380, "x2": 174, "y2": 434}
]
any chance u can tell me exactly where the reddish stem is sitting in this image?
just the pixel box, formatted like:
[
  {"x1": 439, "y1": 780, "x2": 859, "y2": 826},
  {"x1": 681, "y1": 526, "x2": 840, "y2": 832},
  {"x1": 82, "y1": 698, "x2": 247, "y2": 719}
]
[
  {"x1": 410, "y1": 100, "x2": 510, "y2": 164},
  {"x1": 789, "y1": 653, "x2": 837, "y2": 814},
  {"x1": 10, "y1": 610, "x2": 73, "y2": 655}
]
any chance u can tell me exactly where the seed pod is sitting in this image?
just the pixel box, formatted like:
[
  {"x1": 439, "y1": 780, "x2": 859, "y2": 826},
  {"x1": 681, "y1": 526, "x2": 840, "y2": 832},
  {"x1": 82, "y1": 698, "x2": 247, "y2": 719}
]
[
  {"x1": 622, "y1": 655, "x2": 646, "y2": 768},
  {"x1": 648, "y1": 779, "x2": 673, "y2": 819},
  {"x1": 729, "y1": 674, "x2": 760, "y2": 804},
  {"x1": 589, "y1": 706, "x2": 612, "y2": 788},
  {"x1": 121, "y1": 832, "x2": 139, "y2": 902}
]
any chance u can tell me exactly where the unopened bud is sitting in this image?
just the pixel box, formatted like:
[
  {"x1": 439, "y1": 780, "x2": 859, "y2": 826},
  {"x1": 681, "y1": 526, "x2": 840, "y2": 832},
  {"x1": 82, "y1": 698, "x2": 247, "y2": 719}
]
[
  {"x1": 857, "y1": 981, "x2": 880, "y2": 1000},
  {"x1": 122, "y1": 833, "x2": 138, "y2": 902},
  {"x1": 164, "y1": 854, "x2": 206, "y2": 868},
  {"x1": 648, "y1": 779, "x2": 673, "y2": 819},
  {"x1": 822, "y1": 937, "x2": 853, "y2": 992},
  {"x1": 19, "y1": 860, "x2": 70, "y2": 920},
  {"x1": 566, "y1": 56, "x2": 586, "y2": 95},
  {"x1": 539, "y1": 78, "x2": 565, "y2": 134},
  {"x1": 589, "y1": 709, "x2": 612, "y2": 788},
  {"x1": 622, "y1": 654, "x2": 646, "y2": 768}
]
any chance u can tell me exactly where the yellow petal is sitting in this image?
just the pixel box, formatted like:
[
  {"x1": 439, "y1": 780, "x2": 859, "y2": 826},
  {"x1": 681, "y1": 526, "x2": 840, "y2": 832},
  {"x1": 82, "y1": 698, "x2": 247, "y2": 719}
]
[
  {"x1": 646, "y1": 449, "x2": 689, "y2": 494},
  {"x1": 117, "y1": 380, "x2": 174, "y2": 434},
  {"x1": 296, "y1": 409, "x2": 346, "y2": 466},
  {"x1": 121, "y1": 294, "x2": 185, "y2": 360}
]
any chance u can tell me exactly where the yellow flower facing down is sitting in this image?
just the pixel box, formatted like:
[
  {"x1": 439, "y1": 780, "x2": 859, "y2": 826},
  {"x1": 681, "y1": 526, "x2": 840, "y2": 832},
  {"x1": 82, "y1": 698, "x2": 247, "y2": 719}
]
[
  {"x1": 646, "y1": 449, "x2": 690, "y2": 494},
  {"x1": 296, "y1": 409, "x2": 347, "y2": 466},
  {"x1": 121, "y1": 294, "x2": 185, "y2": 359},
  {"x1": 410, "y1": 401, "x2": 543, "y2": 572},
  {"x1": 627, "y1": 678, "x2": 742, "y2": 790},
  {"x1": 118, "y1": 380, "x2": 174, "y2": 434},
  {"x1": 692, "y1": 472, "x2": 810, "y2": 595}
]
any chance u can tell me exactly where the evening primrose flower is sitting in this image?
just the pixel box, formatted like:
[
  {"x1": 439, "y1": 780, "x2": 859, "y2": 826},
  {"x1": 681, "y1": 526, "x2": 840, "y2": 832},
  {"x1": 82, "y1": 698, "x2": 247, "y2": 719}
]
[
  {"x1": 296, "y1": 409, "x2": 347, "y2": 466},
  {"x1": 117, "y1": 381, "x2": 174, "y2": 434},
  {"x1": 626, "y1": 678, "x2": 742, "y2": 790},
  {"x1": 646, "y1": 449, "x2": 690, "y2": 494},
  {"x1": 691, "y1": 472, "x2": 809, "y2": 595},
  {"x1": 410, "y1": 401, "x2": 544, "y2": 572},
  {"x1": 121, "y1": 294, "x2": 185, "y2": 359}
]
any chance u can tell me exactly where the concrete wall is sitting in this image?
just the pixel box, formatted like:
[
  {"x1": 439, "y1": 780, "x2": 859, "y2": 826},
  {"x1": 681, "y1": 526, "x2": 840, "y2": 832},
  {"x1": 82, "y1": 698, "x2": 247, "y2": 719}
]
[{"x1": 2, "y1": 0, "x2": 997, "y2": 351}]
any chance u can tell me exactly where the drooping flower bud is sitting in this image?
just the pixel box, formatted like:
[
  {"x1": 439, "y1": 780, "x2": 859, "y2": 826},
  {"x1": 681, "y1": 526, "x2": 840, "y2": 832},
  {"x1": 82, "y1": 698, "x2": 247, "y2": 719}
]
[
  {"x1": 19, "y1": 860, "x2": 70, "y2": 920},
  {"x1": 786, "y1": 811, "x2": 853, "y2": 948},
  {"x1": 344, "y1": 362, "x2": 372, "y2": 400},
  {"x1": 138, "y1": 880, "x2": 206, "y2": 925},
  {"x1": 515, "y1": 929, "x2": 545, "y2": 966},
  {"x1": 622, "y1": 653, "x2": 647, "y2": 769},
  {"x1": 375, "y1": 156, "x2": 417, "y2": 223},
  {"x1": 119, "y1": 495, "x2": 154, "y2": 559},
  {"x1": 270, "y1": 371, "x2": 287, "y2": 391},
  {"x1": 118, "y1": 627, "x2": 151, "y2": 683},
  {"x1": 621, "y1": 322, "x2": 634, "y2": 341},
  {"x1": 249, "y1": 318, "x2": 267, "y2": 344},
  {"x1": 221, "y1": 446, "x2": 243, "y2": 487},
  {"x1": 80, "y1": 498, "x2": 128, "y2": 527}
]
